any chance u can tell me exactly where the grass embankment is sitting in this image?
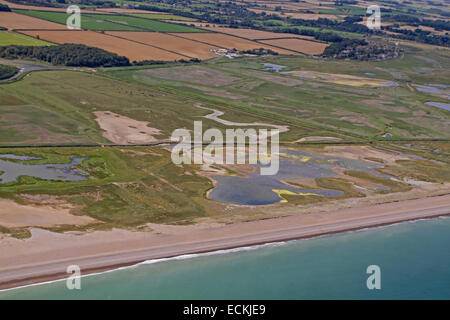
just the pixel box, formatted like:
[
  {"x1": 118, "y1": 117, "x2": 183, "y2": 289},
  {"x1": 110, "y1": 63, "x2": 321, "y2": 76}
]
[{"x1": 0, "y1": 225, "x2": 31, "y2": 239}]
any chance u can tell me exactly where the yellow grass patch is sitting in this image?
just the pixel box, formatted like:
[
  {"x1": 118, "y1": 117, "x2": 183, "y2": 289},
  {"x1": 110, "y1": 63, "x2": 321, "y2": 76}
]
[
  {"x1": 287, "y1": 71, "x2": 393, "y2": 87},
  {"x1": 273, "y1": 189, "x2": 321, "y2": 203}
]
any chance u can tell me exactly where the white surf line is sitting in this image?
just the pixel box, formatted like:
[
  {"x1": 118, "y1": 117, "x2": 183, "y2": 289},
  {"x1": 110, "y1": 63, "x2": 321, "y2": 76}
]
[
  {"x1": 2, "y1": 215, "x2": 448, "y2": 293},
  {"x1": 195, "y1": 103, "x2": 289, "y2": 136}
]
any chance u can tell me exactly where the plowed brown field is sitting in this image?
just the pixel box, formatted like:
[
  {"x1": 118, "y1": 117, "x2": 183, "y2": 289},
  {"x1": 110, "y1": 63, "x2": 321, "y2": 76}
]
[
  {"x1": 201, "y1": 27, "x2": 316, "y2": 40},
  {"x1": 0, "y1": 0, "x2": 109, "y2": 14},
  {"x1": 169, "y1": 32, "x2": 299, "y2": 55},
  {"x1": 0, "y1": 11, "x2": 65, "y2": 30},
  {"x1": 260, "y1": 38, "x2": 328, "y2": 55},
  {"x1": 105, "y1": 31, "x2": 218, "y2": 59},
  {"x1": 21, "y1": 30, "x2": 186, "y2": 61}
]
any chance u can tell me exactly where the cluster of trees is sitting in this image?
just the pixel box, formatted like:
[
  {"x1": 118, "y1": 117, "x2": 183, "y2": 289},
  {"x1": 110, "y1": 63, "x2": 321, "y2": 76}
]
[
  {"x1": 77, "y1": 0, "x2": 117, "y2": 8},
  {"x1": 385, "y1": 27, "x2": 449, "y2": 47},
  {"x1": 0, "y1": 64, "x2": 19, "y2": 80},
  {"x1": 0, "y1": 3, "x2": 11, "y2": 11},
  {"x1": 283, "y1": 16, "x2": 370, "y2": 36},
  {"x1": 7, "y1": 0, "x2": 118, "y2": 8},
  {"x1": 132, "y1": 58, "x2": 201, "y2": 66},
  {"x1": 6, "y1": 0, "x2": 60, "y2": 8},
  {"x1": 241, "y1": 48, "x2": 279, "y2": 56},
  {"x1": 0, "y1": 42, "x2": 205, "y2": 68},
  {"x1": 386, "y1": 14, "x2": 450, "y2": 31},
  {"x1": 0, "y1": 44, "x2": 131, "y2": 67},
  {"x1": 323, "y1": 39, "x2": 400, "y2": 61}
]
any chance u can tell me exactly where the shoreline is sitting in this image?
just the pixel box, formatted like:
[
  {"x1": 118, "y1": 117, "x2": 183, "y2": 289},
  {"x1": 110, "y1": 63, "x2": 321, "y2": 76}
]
[{"x1": 1, "y1": 194, "x2": 449, "y2": 290}]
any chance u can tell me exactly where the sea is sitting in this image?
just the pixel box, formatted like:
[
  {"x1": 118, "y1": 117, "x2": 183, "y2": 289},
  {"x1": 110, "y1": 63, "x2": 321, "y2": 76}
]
[{"x1": 0, "y1": 217, "x2": 449, "y2": 300}]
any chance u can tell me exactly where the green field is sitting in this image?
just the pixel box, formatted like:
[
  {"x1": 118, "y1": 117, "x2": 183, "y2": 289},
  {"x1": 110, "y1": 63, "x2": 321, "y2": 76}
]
[
  {"x1": 88, "y1": 14, "x2": 203, "y2": 32},
  {"x1": 13, "y1": 9, "x2": 142, "y2": 31},
  {"x1": 14, "y1": 9, "x2": 203, "y2": 32},
  {"x1": 130, "y1": 13, "x2": 197, "y2": 21},
  {"x1": 0, "y1": 31, "x2": 52, "y2": 46}
]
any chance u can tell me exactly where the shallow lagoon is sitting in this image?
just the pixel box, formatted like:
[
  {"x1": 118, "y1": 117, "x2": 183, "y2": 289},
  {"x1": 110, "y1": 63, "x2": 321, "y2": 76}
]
[
  {"x1": 425, "y1": 101, "x2": 450, "y2": 112},
  {"x1": 209, "y1": 149, "x2": 389, "y2": 205},
  {"x1": 262, "y1": 63, "x2": 287, "y2": 73},
  {"x1": 0, "y1": 155, "x2": 88, "y2": 184}
]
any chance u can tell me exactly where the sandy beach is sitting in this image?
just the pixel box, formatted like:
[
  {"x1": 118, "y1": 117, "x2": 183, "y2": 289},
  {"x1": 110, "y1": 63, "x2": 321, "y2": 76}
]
[{"x1": 0, "y1": 194, "x2": 449, "y2": 290}]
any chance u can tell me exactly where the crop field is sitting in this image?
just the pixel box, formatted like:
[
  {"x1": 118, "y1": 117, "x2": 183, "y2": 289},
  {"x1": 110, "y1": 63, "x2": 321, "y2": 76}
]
[
  {"x1": 170, "y1": 32, "x2": 300, "y2": 55},
  {"x1": 130, "y1": 13, "x2": 197, "y2": 21},
  {"x1": 201, "y1": 27, "x2": 316, "y2": 41},
  {"x1": 0, "y1": 31, "x2": 52, "y2": 46},
  {"x1": 0, "y1": 0, "x2": 108, "y2": 13},
  {"x1": 105, "y1": 31, "x2": 218, "y2": 60},
  {"x1": 0, "y1": 11, "x2": 64, "y2": 30},
  {"x1": 248, "y1": 8, "x2": 342, "y2": 21},
  {"x1": 14, "y1": 9, "x2": 203, "y2": 32},
  {"x1": 93, "y1": 14, "x2": 203, "y2": 32},
  {"x1": 260, "y1": 38, "x2": 329, "y2": 55},
  {"x1": 12, "y1": 10, "x2": 143, "y2": 31},
  {"x1": 21, "y1": 30, "x2": 185, "y2": 61},
  {"x1": 95, "y1": 8, "x2": 160, "y2": 14}
]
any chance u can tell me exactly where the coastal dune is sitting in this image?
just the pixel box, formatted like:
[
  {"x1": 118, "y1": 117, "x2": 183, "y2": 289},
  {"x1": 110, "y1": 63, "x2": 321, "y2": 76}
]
[{"x1": 0, "y1": 194, "x2": 449, "y2": 290}]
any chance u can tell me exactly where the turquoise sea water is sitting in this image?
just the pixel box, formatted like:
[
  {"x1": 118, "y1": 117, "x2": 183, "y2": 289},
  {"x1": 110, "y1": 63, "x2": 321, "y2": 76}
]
[{"x1": 1, "y1": 217, "x2": 449, "y2": 300}]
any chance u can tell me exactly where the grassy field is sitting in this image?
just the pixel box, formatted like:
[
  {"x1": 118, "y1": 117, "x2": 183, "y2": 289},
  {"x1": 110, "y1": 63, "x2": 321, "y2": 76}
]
[
  {"x1": 91, "y1": 14, "x2": 204, "y2": 32},
  {"x1": 107, "y1": 42, "x2": 450, "y2": 141},
  {"x1": 13, "y1": 9, "x2": 142, "y2": 31},
  {"x1": 130, "y1": 13, "x2": 197, "y2": 21},
  {"x1": 0, "y1": 34, "x2": 448, "y2": 235},
  {"x1": 0, "y1": 31, "x2": 52, "y2": 46},
  {"x1": 0, "y1": 68, "x2": 311, "y2": 145},
  {"x1": 14, "y1": 9, "x2": 203, "y2": 32}
]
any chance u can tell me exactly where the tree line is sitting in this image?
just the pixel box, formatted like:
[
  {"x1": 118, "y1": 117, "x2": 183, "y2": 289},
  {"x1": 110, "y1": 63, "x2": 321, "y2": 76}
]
[
  {"x1": 0, "y1": 3, "x2": 11, "y2": 11},
  {"x1": 0, "y1": 44, "x2": 131, "y2": 67}
]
